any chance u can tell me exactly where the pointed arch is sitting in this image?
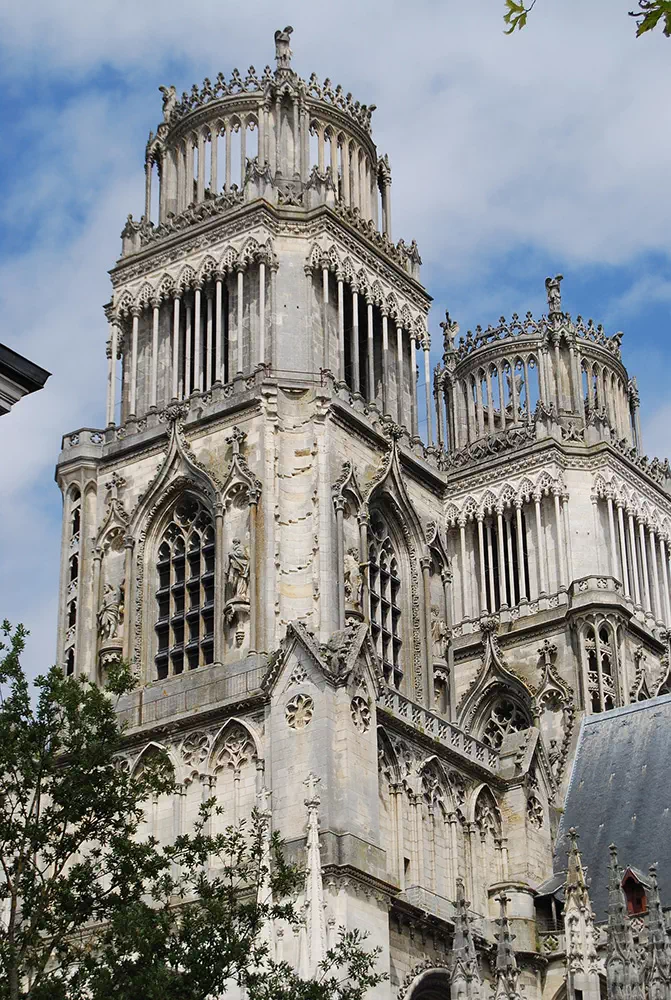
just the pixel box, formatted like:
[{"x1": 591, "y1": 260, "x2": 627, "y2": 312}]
[{"x1": 208, "y1": 716, "x2": 262, "y2": 774}]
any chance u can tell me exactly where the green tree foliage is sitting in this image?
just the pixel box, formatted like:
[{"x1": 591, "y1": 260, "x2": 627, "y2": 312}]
[
  {"x1": 503, "y1": 0, "x2": 671, "y2": 37},
  {"x1": 0, "y1": 622, "x2": 384, "y2": 1000}
]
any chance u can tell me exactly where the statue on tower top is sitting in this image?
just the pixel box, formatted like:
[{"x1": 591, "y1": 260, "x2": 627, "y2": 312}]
[
  {"x1": 545, "y1": 274, "x2": 563, "y2": 317},
  {"x1": 274, "y1": 25, "x2": 294, "y2": 72}
]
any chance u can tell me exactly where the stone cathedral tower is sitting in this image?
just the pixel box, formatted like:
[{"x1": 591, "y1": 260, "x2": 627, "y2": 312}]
[{"x1": 54, "y1": 28, "x2": 671, "y2": 1000}]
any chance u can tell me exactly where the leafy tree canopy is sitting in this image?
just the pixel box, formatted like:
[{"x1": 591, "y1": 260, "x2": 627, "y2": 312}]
[
  {"x1": 0, "y1": 622, "x2": 384, "y2": 1000},
  {"x1": 503, "y1": 0, "x2": 671, "y2": 38}
]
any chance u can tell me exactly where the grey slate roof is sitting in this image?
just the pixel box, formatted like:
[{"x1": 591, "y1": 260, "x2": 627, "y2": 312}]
[{"x1": 555, "y1": 693, "x2": 671, "y2": 923}]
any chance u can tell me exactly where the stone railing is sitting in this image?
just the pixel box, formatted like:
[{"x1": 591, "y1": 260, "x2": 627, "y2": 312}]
[
  {"x1": 448, "y1": 311, "x2": 623, "y2": 363},
  {"x1": 62, "y1": 428, "x2": 106, "y2": 449},
  {"x1": 378, "y1": 687, "x2": 499, "y2": 772}
]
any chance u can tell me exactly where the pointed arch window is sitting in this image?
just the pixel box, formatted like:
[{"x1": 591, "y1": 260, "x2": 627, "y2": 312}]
[
  {"x1": 155, "y1": 494, "x2": 215, "y2": 679},
  {"x1": 368, "y1": 508, "x2": 403, "y2": 688},
  {"x1": 481, "y1": 697, "x2": 530, "y2": 750}
]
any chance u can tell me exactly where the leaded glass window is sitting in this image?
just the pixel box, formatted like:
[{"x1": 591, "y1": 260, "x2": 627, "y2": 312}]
[{"x1": 155, "y1": 495, "x2": 215, "y2": 679}]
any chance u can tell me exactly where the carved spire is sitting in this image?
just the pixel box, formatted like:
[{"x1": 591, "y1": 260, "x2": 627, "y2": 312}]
[
  {"x1": 493, "y1": 893, "x2": 521, "y2": 1000},
  {"x1": 303, "y1": 772, "x2": 327, "y2": 978},
  {"x1": 645, "y1": 864, "x2": 671, "y2": 1000},
  {"x1": 254, "y1": 779, "x2": 275, "y2": 963},
  {"x1": 564, "y1": 828, "x2": 601, "y2": 1000},
  {"x1": 606, "y1": 843, "x2": 645, "y2": 1000},
  {"x1": 450, "y1": 877, "x2": 481, "y2": 1000}
]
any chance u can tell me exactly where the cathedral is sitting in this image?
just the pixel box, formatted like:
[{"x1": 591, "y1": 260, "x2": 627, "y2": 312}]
[{"x1": 54, "y1": 27, "x2": 671, "y2": 999}]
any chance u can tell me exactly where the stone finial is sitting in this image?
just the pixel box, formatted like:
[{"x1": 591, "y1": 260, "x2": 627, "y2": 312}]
[
  {"x1": 493, "y1": 893, "x2": 520, "y2": 1000},
  {"x1": 545, "y1": 274, "x2": 563, "y2": 317},
  {"x1": 606, "y1": 843, "x2": 645, "y2": 998},
  {"x1": 645, "y1": 864, "x2": 671, "y2": 992},
  {"x1": 564, "y1": 828, "x2": 600, "y2": 995},
  {"x1": 450, "y1": 878, "x2": 481, "y2": 1000},
  {"x1": 227, "y1": 425, "x2": 246, "y2": 456},
  {"x1": 304, "y1": 772, "x2": 326, "y2": 977}
]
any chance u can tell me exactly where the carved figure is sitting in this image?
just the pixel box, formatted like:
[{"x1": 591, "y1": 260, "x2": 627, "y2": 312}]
[
  {"x1": 227, "y1": 538, "x2": 250, "y2": 600},
  {"x1": 440, "y1": 310, "x2": 460, "y2": 351},
  {"x1": 545, "y1": 274, "x2": 563, "y2": 315},
  {"x1": 158, "y1": 85, "x2": 177, "y2": 122},
  {"x1": 98, "y1": 583, "x2": 123, "y2": 641},
  {"x1": 274, "y1": 26, "x2": 293, "y2": 70},
  {"x1": 431, "y1": 606, "x2": 448, "y2": 656},
  {"x1": 343, "y1": 548, "x2": 362, "y2": 609}
]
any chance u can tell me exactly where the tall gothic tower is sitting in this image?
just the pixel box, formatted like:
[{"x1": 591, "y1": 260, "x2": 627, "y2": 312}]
[{"x1": 55, "y1": 28, "x2": 671, "y2": 998}]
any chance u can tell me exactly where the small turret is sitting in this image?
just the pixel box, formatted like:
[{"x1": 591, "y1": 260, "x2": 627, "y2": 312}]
[
  {"x1": 493, "y1": 893, "x2": 521, "y2": 1000},
  {"x1": 606, "y1": 843, "x2": 645, "y2": 1000},
  {"x1": 450, "y1": 877, "x2": 481, "y2": 1000}
]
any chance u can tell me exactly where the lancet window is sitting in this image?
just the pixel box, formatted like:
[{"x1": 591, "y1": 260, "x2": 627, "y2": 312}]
[
  {"x1": 155, "y1": 495, "x2": 215, "y2": 680},
  {"x1": 368, "y1": 508, "x2": 403, "y2": 688},
  {"x1": 583, "y1": 622, "x2": 618, "y2": 714}
]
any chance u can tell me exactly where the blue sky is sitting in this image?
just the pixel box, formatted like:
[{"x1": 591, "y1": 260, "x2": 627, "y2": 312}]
[{"x1": 0, "y1": 0, "x2": 670, "y2": 677}]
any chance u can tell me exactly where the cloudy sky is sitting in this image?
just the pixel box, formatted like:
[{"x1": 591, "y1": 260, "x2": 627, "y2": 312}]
[{"x1": 1, "y1": 0, "x2": 670, "y2": 676}]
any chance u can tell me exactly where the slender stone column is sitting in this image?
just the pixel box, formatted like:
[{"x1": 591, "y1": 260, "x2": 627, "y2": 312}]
[
  {"x1": 172, "y1": 295, "x2": 181, "y2": 400},
  {"x1": 337, "y1": 275, "x2": 345, "y2": 382},
  {"x1": 606, "y1": 494, "x2": 618, "y2": 580},
  {"x1": 421, "y1": 555, "x2": 433, "y2": 709},
  {"x1": 186, "y1": 136, "x2": 194, "y2": 205},
  {"x1": 396, "y1": 322, "x2": 404, "y2": 424},
  {"x1": 193, "y1": 284, "x2": 202, "y2": 392},
  {"x1": 215, "y1": 273, "x2": 224, "y2": 384},
  {"x1": 184, "y1": 299, "x2": 192, "y2": 397},
  {"x1": 106, "y1": 320, "x2": 118, "y2": 426},
  {"x1": 382, "y1": 312, "x2": 389, "y2": 414},
  {"x1": 441, "y1": 567, "x2": 456, "y2": 721},
  {"x1": 225, "y1": 120, "x2": 232, "y2": 191},
  {"x1": 534, "y1": 495, "x2": 547, "y2": 595},
  {"x1": 249, "y1": 493, "x2": 258, "y2": 652},
  {"x1": 258, "y1": 261, "x2": 266, "y2": 367},
  {"x1": 144, "y1": 158, "x2": 152, "y2": 221},
  {"x1": 423, "y1": 340, "x2": 433, "y2": 446},
  {"x1": 129, "y1": 307, "x2": 140, "y2": 417},
  {"x1": 270, "y1": 263, "x2": 278, "y2": 370},
  {"x1": 554, "y1": 490, "x2": 567, "y2": 590},
  {"x1": 334, "y1": 498, "x2": 345, "y2": 629},
  {"x1": 197, "y1": 131, "x2": 205, "y2": 202},
  {"x1": 205, "y1": 289, "x2": 213, "y2": 390},
  {"x1": 358, "y1": 512, "x2": 370, "y2": 622},
  {"x1": 410, "y1": 332, "x2": 419, "y2": 437},
  {"x1": 616, "y1": 502, "x2": 630, "y2": 598},
  {"x1": 628, "y1": 512, "x2": 641, "y2": 606},
  {"x1": 236, "y1": 265, "x2": 245, "y2": 375},
  {"x1": 661, "y1": 535, "x2": 671, "y2": 624},
  {"x1": 562, "y1": 494, "x2": 574, "y2": 588},
  {"x1": 504, "y1": 511, "x2": 515, "y2": 605},
  {"x1": 366, "y1": 298, "x2": 375, "y2": 403},
  {"x1": 510, "y1": 364, "x2": 519, "y2": 424},
  {"x1": 122, "y1": 536, "x2": 134, "y2": 662},
  {"x1": 210, "y1": 125, "x2": 218, "y2": 194},
  {"x1": 351, "y1": 288, "x2": 360, "y2": 393},
  {"x1": 435, "y1": 378, "x2": 445, "y2": 450},
  {"x1": 150, "y1": 299, "x2": 160, "y2": 409},
  {"x1": 477, "y1": 515, "x2": 487, "y2": 613},
  {"x1": 639, "y1": 520, "x2": 651, "y2": 614},
  {"x1": 485, "y1": 518, "x2": 496, "y2": 611},
  {"x1": 485, "y1": 368, "x2": 495, "y2": 433},
  {"x1": 322, "y1": 266, "x2": 330, "y2": 370},
  {"x1": 498, "y1": 364, "x2": 506, "y2": 431},
  {"x1": 497, "y1": 510, "x2": 508, "y2": 607},
  {"x1": 553, "y1": 490, "x2": 570, "y2": 590},
  {"x1": 649, "y1": 528, "x2": 662, "y2": 622},
  {"x1": 342, "y1": 138, "x2": 350, "y2": 206},
  {"x1": 459, "y1": 520, "x2": 468, "y2": 620},
  {"x1": 475, "y1": 377, "x2": 484, "y2": 438},
  {"x1": 317, "y1": 126, "x2": 325, "y2": 172},
  {"x1": 241, "y1": 119, "x2": 247, "y2": 184},
  {"x1": 515, "y1": 502, "x2": 527, "y2": 602}
]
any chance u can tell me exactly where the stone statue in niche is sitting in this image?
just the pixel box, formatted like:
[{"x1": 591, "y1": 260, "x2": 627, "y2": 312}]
[
  {"x1": 227, "y1": 538, "x2": 250, "y2": 601},
  {"x1": 274, "y1": 26, "x2": 293, "y2": 70},
  {"x1": 431, "y1": 606, "x2": 448, "y2": 658},
  {"x1": 98, "y1": 582, "x2": 124, "y2": 641},
  {"x1": 343, "y1": 548, "x2": 362, "y2": 612}
]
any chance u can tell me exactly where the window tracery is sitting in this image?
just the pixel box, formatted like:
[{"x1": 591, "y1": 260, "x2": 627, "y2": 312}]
[
  {"x1": 155, "y1": 494, "x2": 215, "y2": 679},
  {"x1": 481, "y1": 697, "x2": 529, "y2": 750},
  {"x1": 584, "y1": 623, "x2": 617, "y2": 714},
  {"x1": 368, "y1": 508, "x2": 403, "y2": 688}
]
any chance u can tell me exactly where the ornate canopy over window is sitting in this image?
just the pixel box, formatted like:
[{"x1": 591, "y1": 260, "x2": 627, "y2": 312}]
[
  {"x1": 155, "y1": 494, "x2": 215, "y2": 679},
  {"x1": 368, "y1": 507, "x2": 403, "y2": 688}
]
